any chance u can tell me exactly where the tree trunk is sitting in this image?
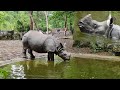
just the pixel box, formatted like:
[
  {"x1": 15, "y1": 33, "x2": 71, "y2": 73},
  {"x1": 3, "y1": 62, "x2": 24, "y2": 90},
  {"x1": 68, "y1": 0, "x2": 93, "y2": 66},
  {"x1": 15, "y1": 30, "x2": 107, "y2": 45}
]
[
  {"x1": 34, "y1": 21, "x2": 38, "y2": 30},
  {"x1": 64, "y1": 14, "x2": 67, "y2": 36},
  {"x1": 44, "y1": 11, "x2": 49, "y2": 34},
  {"x1": 70, "y1": 22, "x2": 73, "y2": 34},
  {"x1": 29, "y1": 11, "x2": 34, "y2": 30}
]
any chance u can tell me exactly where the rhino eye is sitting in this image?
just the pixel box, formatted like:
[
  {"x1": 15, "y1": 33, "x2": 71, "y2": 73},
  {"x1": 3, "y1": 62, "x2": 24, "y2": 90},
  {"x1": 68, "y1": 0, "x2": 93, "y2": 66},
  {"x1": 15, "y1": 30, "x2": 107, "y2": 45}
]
[
  {"x1": 64, "y1": 53, "x2": 67, "y2": 56},
  {"x1": 80, "y1": 21, "x2": 84, "y2": 24},
  {"x1": 93, "y1": 24, "x2": 97, "y2": 28}
]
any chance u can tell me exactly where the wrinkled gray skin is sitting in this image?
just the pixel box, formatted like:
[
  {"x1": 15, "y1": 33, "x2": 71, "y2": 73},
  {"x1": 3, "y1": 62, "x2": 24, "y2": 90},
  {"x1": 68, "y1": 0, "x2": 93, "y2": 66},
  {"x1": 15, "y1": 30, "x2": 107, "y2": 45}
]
[
  {"x1": 78, "y1": 14, "x2": 120, "y2": 42},
  {"x1": 22, "y1": 30, "x2": 70, "y2": 61}
]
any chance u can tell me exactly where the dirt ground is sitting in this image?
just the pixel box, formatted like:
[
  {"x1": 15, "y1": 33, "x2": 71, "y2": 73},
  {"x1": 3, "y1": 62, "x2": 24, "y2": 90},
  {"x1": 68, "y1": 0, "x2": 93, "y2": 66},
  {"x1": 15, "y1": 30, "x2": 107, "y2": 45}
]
[{"x1": 0, "y1": 37, "x2": 112, "y2": 62}]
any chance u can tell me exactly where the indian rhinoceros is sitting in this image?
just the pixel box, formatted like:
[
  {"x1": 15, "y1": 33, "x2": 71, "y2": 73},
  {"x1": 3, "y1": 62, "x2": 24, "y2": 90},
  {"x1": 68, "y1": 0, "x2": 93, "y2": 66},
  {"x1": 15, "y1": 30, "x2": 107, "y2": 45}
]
[
  {"x1": 22, "y1": 30, "x2": 71, "y2": 61},
  {"x1": 78, "y1": 13, "x2": 120, "y2": 41}
]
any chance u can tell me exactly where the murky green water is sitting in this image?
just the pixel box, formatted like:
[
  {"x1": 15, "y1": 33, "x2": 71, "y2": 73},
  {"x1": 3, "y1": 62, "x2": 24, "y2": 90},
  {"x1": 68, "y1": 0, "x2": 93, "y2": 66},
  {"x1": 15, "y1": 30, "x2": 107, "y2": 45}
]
[{"x1": 1, "y1": 57, "x2": 120, "y2": 79}]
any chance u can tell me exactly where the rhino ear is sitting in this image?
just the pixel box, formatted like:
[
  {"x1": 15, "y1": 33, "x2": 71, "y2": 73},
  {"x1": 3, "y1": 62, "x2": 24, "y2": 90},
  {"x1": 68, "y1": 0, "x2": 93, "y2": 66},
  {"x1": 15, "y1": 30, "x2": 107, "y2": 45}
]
[
  {"x1": 87, "y1": 14, "x2": 91, "y2": 17},
  {"x1": 85, "y1": 14, "x2": 92, "y2": 22},
  {"x1": 81, "y1": 14, "x2": 92, "y2": 22},
  {"x1": 60, "y1": 43, "x2": 63, "y2": 48},
  {"x1": 86, "y1": 14, "x2": 92, "y2": 19},
  {"x1": 57, "y1": 43, "x2": 64, "y2": 51},
  {"x1": 110, "y1": 17, "x2": 113, "y2": 25},
  {"x1": 107, "y1": 17, "x2": 114, "y2": 26}
]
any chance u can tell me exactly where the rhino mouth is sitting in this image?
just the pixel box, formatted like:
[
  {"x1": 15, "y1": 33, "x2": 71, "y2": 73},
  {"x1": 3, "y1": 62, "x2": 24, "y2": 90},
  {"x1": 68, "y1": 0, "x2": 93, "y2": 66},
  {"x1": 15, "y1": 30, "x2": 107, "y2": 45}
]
[
  {"x1": 61, "y1": 57, "x2": 70, "y2": 61},
  {"x1": 61, "y1": 53, "x2": 71, "y2": 61},
  {"x1": 78, "y1": 21, "x2": 95, "y2": 34},
  {"x1": 57, "y1": 51, "x2": 71, "y2": 61},
  {"x1": 79, "y1": 26, "x2": 95, "y2": 34}
]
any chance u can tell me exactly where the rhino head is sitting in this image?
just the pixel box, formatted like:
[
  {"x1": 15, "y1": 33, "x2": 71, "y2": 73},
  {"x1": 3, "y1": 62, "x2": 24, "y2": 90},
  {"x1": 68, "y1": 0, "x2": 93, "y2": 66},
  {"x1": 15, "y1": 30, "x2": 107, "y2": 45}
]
[
  {"x1": 78, "y1": 14, "x2": 95, "y2": 34},
  {"x1": 78, "y1": 14, "x2": 114, "y2": 36},
  {"x1": 55, "y1": 43, "x2": 71, "y2": 61}
]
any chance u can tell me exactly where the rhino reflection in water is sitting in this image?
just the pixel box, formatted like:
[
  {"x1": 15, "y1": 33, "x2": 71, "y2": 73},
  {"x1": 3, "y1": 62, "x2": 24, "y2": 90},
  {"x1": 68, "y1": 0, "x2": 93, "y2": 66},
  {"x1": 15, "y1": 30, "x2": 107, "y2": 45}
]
[
  {"x1": 78, "y1": 14, "x2": 120, "y2": 42},
  {"x1": 9, "y1": 60, "x2": 69, "y2": 79},
  {"x1": 11, "y1": 65, "x2": 26, "y2": 79}
]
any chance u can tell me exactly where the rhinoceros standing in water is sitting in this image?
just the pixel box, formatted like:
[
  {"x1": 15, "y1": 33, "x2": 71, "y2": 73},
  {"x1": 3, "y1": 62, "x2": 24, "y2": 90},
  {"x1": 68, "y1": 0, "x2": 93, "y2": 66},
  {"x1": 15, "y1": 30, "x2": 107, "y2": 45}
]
[{"x1": 22, "y1": 30, "x2": 71, "y2": 61}]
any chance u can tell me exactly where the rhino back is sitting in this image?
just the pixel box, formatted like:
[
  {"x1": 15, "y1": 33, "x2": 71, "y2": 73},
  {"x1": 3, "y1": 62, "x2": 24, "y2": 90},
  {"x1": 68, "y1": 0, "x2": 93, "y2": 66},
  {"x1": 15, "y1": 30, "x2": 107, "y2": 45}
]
[{"x1": 22, "y1": 30, "x2": 48, "y2": 53}]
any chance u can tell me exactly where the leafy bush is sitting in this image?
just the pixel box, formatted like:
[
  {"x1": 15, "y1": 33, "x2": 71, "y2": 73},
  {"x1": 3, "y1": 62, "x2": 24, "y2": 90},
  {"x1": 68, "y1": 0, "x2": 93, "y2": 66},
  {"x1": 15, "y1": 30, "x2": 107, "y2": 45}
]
[{"x1": 0, "y1": 68, "x2": 10, "y2": 79}]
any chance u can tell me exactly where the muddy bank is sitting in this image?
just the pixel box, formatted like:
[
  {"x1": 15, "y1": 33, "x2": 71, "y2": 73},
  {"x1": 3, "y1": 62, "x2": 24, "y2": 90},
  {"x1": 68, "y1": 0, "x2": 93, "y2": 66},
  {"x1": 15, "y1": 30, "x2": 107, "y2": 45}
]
[{"x1": 71, "y1": 53, "x2": 120, "y2": 61}]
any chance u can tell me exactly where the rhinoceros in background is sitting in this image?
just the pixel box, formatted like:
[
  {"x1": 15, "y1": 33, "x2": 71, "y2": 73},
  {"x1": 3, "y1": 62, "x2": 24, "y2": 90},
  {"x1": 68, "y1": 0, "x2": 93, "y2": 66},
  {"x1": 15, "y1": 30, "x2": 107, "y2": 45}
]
[
  {"x1": 22, "y1": 30, "x2": 71, "y2": 61},
  {"x1": 78, "y1": 14, "x2": 120, "y2": 42},
  {"x1": 0, "y1": 30, "x2": 14, "y2": 40}
]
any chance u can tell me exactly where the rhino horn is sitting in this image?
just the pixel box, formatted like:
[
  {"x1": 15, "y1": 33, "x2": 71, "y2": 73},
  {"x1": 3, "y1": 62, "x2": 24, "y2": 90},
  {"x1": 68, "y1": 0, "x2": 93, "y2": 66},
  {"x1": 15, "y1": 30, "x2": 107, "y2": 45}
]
[
  {"x1": 108, "y1": 11, "x2": 112, "y2": 20},
  {"x1": 86, "y1": 14, "x2": 91, "y2": 17},
  {"x1": 84, "y1": 14, "x2": 92, "y2": 21},
  {"x1": 107, "y1": 11, "x2": 114, "y2": 26}
]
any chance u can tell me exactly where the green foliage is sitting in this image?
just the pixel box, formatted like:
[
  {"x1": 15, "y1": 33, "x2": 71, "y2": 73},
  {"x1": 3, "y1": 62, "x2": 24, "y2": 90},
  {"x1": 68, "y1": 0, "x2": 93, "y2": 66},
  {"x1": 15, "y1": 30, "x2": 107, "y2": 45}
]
[
  {"x1": 2, "y1": 11, "x2": 120, "y2": 35},
  {"x1": 73, "y1": 11, "x2": 82, "y2": 40},
  {"x1": 89, "y1": 36, "x2": 111, "y2": 53},
  {"x1": 0, "y1": 11, "x2": 74, "y2": 32},
  {"x1": 49, "y1": 11, "x2": 74, "y2": 30},
  {"x1": 0, "y1": 68, "x2": 10, "y2": 79},
  {"x1": 63, "y1": 58, "x2": 120, "y2": 79},
  {"x1": 112, "y1": 11, "x2": 120, "y2": 25},
  {"x1": 0, "y1": 11, "x2": 29, "y2": 31},
  {"x1": 15, "y1": 11, "x2": 30, "y2": 32},
  {"x1": 111, "y1": 41, "x2": 120, "y2": 54},
  {"x1": 33, "y1": 11, "x2": 46, "y2": 31},
  {"x1": 0, "y1": 11, "x2": 14, "y2": 30}
]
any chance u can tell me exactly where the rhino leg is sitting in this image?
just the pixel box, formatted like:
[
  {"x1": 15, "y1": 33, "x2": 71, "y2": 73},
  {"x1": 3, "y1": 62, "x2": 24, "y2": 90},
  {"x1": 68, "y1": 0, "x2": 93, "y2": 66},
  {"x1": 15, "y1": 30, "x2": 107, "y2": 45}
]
[
  {"x1": 48, "y1": 52, "x2": 54, "y2": 61},
  {"x1": 28, "y1": 49, "x2": 35, "y2": 59},
  {"x1": 22, "y1": 48, "x2": 27, "y2": 58}
]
